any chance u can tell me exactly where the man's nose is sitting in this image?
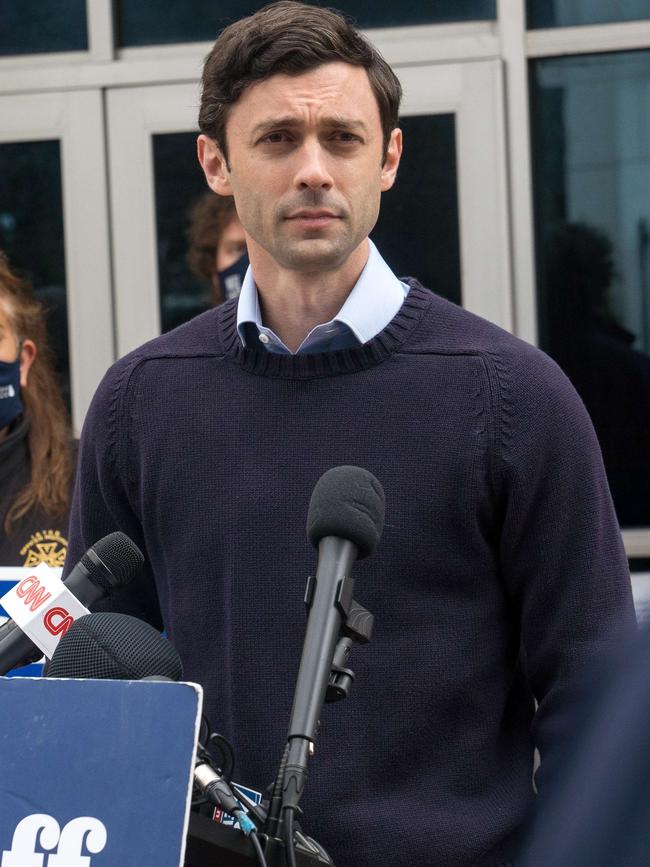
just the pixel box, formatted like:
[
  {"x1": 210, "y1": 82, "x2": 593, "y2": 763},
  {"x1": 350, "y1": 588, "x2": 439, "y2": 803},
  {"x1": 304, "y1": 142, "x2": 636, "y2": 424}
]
[{"x1": 293, "y1": 141, "x2": 333, "y2": 191}]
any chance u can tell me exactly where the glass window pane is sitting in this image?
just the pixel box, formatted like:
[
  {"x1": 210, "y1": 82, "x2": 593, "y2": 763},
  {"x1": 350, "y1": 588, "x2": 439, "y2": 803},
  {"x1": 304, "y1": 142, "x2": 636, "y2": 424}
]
[
  {"x1": 0, "y1": 141, "x2": 70, "y2": 411},
  {"x1": 530, "y1": 50, "x2": 650, "y2": 527},
  {"x1": 0, "y1": 0, "x2": 87, "y2": 56},
  {"x1": 117, "y1": 0, "x2": 496, "y2": 48},
  {"x1": 527, "y1": 0, "x2": 650, "y2": 29},
  {"x1": 373, "y1": 114, "x2": 461, "y2": 305},
  {"x1": 153, "y1": 133, "x2": 215, "y2": 334},
  {"x1": 153, "y1": 113, "x2": 461, "y2": 334}
]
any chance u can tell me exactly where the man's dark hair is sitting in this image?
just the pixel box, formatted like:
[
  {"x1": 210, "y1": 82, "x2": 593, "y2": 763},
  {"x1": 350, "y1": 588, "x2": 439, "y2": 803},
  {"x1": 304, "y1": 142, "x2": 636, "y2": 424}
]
[{"x1": 199, "y1": 1, "x2": 402, "y2": 164}]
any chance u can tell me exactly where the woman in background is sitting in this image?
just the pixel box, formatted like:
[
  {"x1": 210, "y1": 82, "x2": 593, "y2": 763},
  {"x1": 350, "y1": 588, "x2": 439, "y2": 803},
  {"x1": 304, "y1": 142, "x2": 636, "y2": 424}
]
[
  {"x1": 186, "y1": 193, "x2": 248, "y2": 304},
  {"x1": 0, "y1": 251, "x2": 75, "y2": 568}
]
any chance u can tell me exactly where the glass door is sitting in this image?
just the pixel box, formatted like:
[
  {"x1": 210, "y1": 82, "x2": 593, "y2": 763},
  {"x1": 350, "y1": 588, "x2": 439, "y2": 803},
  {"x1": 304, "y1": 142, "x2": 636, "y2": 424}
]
[{"x1": 0, "y1": 90, "x2": 113, "y2": 432}]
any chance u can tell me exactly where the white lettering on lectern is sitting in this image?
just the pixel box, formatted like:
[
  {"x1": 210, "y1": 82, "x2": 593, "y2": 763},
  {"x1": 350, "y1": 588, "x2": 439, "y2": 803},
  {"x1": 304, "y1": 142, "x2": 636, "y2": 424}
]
[{"x1": 1, "y1": 814, "x2": 107, "y2": 866}]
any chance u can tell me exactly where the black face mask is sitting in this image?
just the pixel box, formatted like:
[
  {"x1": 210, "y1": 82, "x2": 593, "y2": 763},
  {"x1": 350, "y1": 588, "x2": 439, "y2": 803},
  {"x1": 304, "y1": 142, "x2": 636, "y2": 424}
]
[
  {"x1": 0, "y1": 354, "x2": 22, "y2": 430},
  {"x1": 215, "y1": 252, "x2": 249, "y2": 301}
]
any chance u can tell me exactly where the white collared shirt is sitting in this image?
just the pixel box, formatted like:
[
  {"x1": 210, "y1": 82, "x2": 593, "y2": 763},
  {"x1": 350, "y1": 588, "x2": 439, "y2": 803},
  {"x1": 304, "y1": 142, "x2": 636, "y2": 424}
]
[{"x1": 236, "y1": 240, "x2": 409, "y2": 354}]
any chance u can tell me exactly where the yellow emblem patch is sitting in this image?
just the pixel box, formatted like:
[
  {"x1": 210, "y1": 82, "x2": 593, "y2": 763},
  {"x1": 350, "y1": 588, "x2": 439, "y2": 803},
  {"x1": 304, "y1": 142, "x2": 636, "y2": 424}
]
[{"x1": 20, "y1": 530, "x2": 69, "y2": 569}]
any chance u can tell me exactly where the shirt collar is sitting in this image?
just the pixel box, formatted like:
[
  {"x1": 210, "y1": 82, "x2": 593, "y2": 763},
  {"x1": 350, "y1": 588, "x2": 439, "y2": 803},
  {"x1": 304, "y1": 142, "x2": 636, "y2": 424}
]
[{"x1": 236, "y1": 240, "x2": 407, "y2": 352}]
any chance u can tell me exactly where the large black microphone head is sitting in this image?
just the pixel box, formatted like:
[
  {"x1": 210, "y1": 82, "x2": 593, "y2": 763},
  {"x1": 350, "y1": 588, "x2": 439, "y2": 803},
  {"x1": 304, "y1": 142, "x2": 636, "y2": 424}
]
[
  {"x1": 47, "y1": 612, "x2": 183, "y2": 681},
  {"x1": 306, "y1": 465, "x2": 385, "y2": 559},
  {"x1": 81, "y1": 531, "x2": 144, "y2": 594}
]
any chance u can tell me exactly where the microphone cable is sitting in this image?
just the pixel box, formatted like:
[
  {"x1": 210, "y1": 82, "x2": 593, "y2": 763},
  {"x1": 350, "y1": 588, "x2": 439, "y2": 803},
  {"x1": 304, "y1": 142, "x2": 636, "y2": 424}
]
[
  {"x1": 250, "y1": 831, "x2": 269, "y2": 867},
  {"x1": 197, "y1": 714, "x2": 236, "y2": 783},
  {"x1": 266, "y1": 742, "x2": 289, "y2": 836},
  {"x1": 194, "y1": 714, "x2": 268, "y2": 867},
  {"x1": 283, "y1": 806, "x2": 298, "y2": 867}
]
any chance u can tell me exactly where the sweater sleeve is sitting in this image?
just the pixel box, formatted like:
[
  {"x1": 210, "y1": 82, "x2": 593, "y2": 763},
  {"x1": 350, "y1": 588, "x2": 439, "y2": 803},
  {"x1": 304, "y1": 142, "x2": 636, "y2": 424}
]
[
  {"x1": 63, "y1": 357, "x2": 163, "y2": 630},
  {"x1": 491, "y1": 344, "x2": 636, "y2": 792}
]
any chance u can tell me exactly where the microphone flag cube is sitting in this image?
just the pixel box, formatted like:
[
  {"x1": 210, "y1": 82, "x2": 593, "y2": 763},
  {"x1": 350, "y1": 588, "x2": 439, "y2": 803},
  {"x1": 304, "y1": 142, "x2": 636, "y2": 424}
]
[{"x1": 0, "y1": 562, "x2": 89, "y2": 659}]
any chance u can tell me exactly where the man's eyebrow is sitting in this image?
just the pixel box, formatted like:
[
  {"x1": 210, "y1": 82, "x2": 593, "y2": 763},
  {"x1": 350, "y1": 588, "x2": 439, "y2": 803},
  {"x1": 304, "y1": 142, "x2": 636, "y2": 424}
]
[
  {"x1": 323, "y1": 116, "x2": 368, "y2": 132},
  {"x1": 250, "y1": 115, "x2": 369, "y2": 137}
]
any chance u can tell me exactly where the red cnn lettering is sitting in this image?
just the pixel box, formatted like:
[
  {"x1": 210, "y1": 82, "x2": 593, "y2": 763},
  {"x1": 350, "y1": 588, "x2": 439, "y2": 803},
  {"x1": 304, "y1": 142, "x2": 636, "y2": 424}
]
[
  {"x1": 43, "y1": 607, "x2": 74, "y2": 637},
  {"x1": 15, "y1": 576, "x2": 52, "y2": 612},
  {"x1": 15, "y1": 576, "x2": 37, "y2": 597}
]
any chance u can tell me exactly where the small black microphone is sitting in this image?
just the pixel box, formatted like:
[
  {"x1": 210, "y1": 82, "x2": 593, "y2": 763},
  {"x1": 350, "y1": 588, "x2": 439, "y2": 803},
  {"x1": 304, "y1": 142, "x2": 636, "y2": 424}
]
[
  {"x1": 0, "y1": 532, "x2": 144, "y2": 675},
  {"x1": 275, "y1": 466, "x2": 384, "y2": 823},
  {"x1": 47, "y1": 611, "x2": 183, "y2": 680}
]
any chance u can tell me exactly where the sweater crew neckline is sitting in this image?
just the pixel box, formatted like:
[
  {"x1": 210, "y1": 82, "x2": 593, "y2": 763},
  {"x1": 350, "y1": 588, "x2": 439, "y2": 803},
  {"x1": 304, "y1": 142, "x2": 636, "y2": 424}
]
[{"x1": 217, "y1": 280, "x2": 433, "y2": 378}]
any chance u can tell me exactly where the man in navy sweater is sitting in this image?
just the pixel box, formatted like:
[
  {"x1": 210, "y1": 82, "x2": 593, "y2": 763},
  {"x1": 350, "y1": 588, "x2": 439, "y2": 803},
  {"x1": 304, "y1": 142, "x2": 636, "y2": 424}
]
[{"x1": 65, "y1": 3, "x2": 635, "y2": 864}]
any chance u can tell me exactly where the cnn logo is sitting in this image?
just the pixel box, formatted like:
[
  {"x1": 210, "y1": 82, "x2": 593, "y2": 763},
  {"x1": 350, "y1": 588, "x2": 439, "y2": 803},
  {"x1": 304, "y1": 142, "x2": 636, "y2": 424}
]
[
  {"x1": 14, "y1": 576, "x2": 74, "y2": 637},
  {"x1": 1, "y1": 814, "x2": 107, "y2": 866}
]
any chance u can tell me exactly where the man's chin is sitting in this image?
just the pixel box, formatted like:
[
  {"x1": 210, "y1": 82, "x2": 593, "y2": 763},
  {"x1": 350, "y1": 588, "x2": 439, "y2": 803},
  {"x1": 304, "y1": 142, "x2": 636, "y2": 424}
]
[{"x1": 277, "y1": 238, "x2": 353, "y2": 272}]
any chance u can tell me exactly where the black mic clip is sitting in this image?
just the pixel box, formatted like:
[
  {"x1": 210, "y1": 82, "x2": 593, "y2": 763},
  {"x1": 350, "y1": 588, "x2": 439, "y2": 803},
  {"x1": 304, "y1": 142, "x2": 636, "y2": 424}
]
[
  {"x1": 326, "y1": 599, "x2": 374, "y2": 703},
  {"x1": 303, "y1": 571, "x2": 374, "y2": 705}
]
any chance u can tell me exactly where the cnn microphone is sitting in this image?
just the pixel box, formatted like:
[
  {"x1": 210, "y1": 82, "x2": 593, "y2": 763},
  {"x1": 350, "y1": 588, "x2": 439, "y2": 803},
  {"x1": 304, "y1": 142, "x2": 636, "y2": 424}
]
[
  {"x1": 0, "y1": 532, "x2": 144, "y2": 675},
  {"x1": 275, "y1": 466, "x2": 384, "y2": 825},
  {"x1": 48, "y1": 612, "x2": 258, "y2": 838}
]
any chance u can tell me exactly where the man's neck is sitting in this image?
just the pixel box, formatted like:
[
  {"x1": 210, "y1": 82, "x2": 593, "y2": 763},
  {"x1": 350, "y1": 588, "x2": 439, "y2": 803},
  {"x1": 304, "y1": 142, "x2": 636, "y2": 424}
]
[{"x1": 250, "y1": 242, "x2": 369, "y2": 353}]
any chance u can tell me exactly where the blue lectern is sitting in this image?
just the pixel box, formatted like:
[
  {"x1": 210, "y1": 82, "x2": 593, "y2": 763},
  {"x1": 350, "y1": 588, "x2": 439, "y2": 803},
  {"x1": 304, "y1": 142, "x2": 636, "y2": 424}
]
[{"x1": 0, "y1": 677, "x2": 202, "y2": 866}]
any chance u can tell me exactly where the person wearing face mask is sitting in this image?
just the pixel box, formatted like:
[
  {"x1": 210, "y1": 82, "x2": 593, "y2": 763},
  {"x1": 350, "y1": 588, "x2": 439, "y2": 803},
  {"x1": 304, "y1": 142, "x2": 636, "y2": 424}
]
[
  {"x1": 186, "y1": 192, "x2": 248, "y2": 304},
  {"x1": 0, "y1": 252, "x2": 75, "y2": 571}
]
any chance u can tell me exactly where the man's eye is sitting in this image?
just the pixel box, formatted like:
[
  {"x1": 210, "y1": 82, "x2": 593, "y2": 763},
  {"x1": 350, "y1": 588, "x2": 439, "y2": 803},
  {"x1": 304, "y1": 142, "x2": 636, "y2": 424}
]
[
  {"x1": 333, "y1": 132, "x2": 360, "y2": 143},
  {"x1": 262, "y1": 132, "x2": 288, "y2": 144}
]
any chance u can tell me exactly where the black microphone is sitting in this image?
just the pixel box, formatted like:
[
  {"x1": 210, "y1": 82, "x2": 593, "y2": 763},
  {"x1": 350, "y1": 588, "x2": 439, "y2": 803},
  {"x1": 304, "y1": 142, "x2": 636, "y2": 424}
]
[
  {"x1": 276, "y1": 466, "x2": 385, "y2": 822},
  {"x1": 47, "y1": 611, "x2": 183, "y2": 680},
  {"x1": 0, "y1": 532, "x2": 144, "y2": 676},
  {"x1": 48, "y1": 611, "x2": 258, "y2": 838}
]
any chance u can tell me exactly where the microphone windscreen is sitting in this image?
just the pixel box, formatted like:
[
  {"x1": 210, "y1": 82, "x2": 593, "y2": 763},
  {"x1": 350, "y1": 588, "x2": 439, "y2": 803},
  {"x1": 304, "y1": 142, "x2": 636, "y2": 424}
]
[
  {"x1": 306, "y1": 466, "x2": 385, "y2": 558},
  {"x1": 47, "y1": 612, "x2": 183, "y2": 681},
  {"x1": 81, "y1": 531, "x2": 144, "y2": 593}
]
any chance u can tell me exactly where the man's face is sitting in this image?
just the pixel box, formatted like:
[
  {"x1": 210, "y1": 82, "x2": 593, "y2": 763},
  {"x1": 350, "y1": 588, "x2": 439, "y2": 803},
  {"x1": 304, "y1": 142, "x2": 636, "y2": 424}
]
[{"x1": 199, "y1": 62, "x2": 401, "y2": 276}]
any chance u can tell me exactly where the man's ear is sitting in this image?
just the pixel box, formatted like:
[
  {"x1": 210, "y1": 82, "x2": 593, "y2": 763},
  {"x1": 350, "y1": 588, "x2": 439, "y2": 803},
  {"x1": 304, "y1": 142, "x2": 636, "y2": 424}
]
[
  {"x1": 197, "y1": 134, "x2": 233, "y2": 196},
  {"x1": 19, "y1": 339, "x2": 36, "y2": 388},
  {"x1": 380, "y1": 128, "x2": 403, "y2": 193}
]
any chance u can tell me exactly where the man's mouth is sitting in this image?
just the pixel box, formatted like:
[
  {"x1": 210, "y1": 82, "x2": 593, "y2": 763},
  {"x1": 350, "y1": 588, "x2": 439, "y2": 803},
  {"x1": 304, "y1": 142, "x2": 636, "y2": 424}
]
[{"x1": 286, "y1": 210, "x2": 341, "y2": 227}]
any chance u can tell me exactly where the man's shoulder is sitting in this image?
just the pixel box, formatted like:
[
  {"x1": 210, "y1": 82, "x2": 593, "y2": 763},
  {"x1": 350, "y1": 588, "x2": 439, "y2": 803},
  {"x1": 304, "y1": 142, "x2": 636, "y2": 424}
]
[
  {"x1": 406, "y1": 279, "x2": 580, "y2": 408},
  {"x1": 89, "y1": 302, "x2": 235, "y2": 413},
  {"x1": 135, "y1": 302, "x2": 232, "y2": 360},
  {"x1": 109, "y1": 301, "x2": 235, "y2": 376},
  {"x1": 405, "y1": 279, "x2": 549, "y2": 362}
]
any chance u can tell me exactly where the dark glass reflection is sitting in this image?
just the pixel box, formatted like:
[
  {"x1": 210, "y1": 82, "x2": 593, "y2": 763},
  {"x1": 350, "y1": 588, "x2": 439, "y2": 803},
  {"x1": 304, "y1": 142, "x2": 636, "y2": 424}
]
[
  {"x1": 154, "y1": 113, "x2": 461, "y2": 334},
  {"x1": 116, "y1": 0, "x2": 495, "y2": 47},
  {"x1": 0, "y1": 141, "x2": 70, "y2": 411},
  {"x1": 531, "y1": 51, "x2": 650, "y2": 527},
  {"x1": 373, "y1": 114, "x2": 461, "y2": 305},
  {"x1": 0, "y1": 0, "x2": 87, "y2": 56},
  {"x1": 630, "y1": 559, "x2": 650, "y2": 624},
  {"x1": 527, "y1": 1, "x2": 650, "y2": 29},
  {"x1": 153, "y1": 134, "x2": 213, "y2": 334}
]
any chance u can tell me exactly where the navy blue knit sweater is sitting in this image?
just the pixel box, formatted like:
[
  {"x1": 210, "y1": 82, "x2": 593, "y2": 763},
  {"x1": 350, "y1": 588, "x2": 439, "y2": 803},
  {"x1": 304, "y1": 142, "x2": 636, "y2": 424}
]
[{"x1": 65, "y1": 282, "x2": 635, "y2": 866}]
